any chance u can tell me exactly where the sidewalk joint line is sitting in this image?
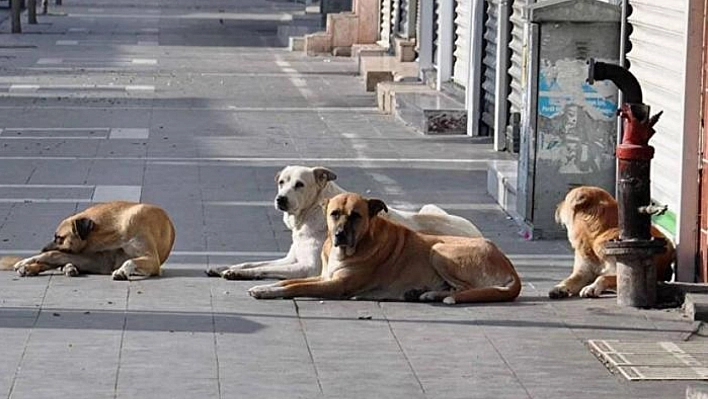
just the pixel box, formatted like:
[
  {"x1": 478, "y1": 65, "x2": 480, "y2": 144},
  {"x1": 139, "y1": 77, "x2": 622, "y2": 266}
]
[
  {"x1": 6, "y1": 273, "x2": 54, "y2": 399},
  {"x1": 481, "y1": 326, "x2": 534, "y2": 399},
  {"x1": 209, "y1": 284, "x2": 223, "y2": 399},
  {"x1": 378, "y1": 302, "x2": 426, "y2": 394},
  {"x1": 112, "y1": 285, "x2": 130, "y2": 398},
  {"x1": 293, "y1": 300, "x2": 323, "y2": 394}
]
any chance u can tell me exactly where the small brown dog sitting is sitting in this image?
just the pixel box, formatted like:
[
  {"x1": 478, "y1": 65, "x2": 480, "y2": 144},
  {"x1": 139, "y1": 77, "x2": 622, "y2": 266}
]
[
  {"x1": 0, "y1": 201, "x2": 175, "y2": 280},
  {"x1": 548, "y1": 186, "x2": 675, "y2": 299},
  {"x1": 249, "y1": 193, "x2": 521, "y2": 304}
]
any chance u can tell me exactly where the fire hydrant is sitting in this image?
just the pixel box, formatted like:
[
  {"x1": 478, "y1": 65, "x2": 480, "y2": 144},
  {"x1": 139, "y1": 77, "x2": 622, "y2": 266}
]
[{"x1": 587, "y1": 59, "x2": 668, "y2": 308}]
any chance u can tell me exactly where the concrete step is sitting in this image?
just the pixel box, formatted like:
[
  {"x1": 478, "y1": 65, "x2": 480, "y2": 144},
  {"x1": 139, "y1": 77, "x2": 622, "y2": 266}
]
[
  {"x1": 684, "y1": 293, "x2": 708, "y2": 321},
  {"x1": 687, "y1": 384, "x2": 708, "y2": 399},
  {"x1": 359, "y1": 55, "x2": 418, "y2": 92},
  {"x1": 487, "y1": 159, "x2": 520, "y2": 221},
  {"x1": 393, "y1": 91, "x2": 467, "y2": 135},
  {"x1": 352, "y1": 43, "x2": 387, "y2": 59},
  {"x1": 289, "y1": 36, "x2": 305, "y2": 51},
  {"x1": 393, "y1": 36, "x2": 416, "y2": 62},
  {"x1": 304, "y1": 31, "x2": 332, "y2": 55},
  {"x1": 376, "y1": 81, "x2": 430, "y2": 114}
]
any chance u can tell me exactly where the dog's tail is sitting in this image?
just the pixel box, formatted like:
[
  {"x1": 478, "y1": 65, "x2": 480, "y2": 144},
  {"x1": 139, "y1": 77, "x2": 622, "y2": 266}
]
[
  {"x1": 444, "y1": 257, "x2": 522, "y2": 304},
  {"x1": 0, "y1": 256, "x2": 22, "y2": 271}
]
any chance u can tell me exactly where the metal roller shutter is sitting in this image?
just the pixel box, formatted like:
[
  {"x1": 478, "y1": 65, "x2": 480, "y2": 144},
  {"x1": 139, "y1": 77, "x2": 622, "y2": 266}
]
[
  {"x1": 398, "y1": 0, "x2": 418, "y2": 39},
  {"x1": 627, "y1": 0, "x2": 686, "y2": 221},
  {"x1": 481, "y1": 0, "x2": 499, "y2": 131},
  {"x1": 452, "y1": 0, "x2": 471, "y2": 86},
  {"x1": 380, "y1": 0, "x2": 392, "y2": 47},
  {"x1": 507, "y1": 0, "x2": 526, "y2": 120},
  {"x1": 433, "y1": 0, "x2": 441, "y2": 66},
  {"x1": 392, "y1": 0, "x2": 400, "y2": 38}
]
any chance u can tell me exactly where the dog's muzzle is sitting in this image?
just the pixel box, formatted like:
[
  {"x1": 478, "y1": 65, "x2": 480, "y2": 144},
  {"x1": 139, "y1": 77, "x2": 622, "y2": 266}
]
[
  {"x1": 333, "y1": 228, "x2": 352, "y2": 248},
  {"x1": 275, "y1": 196, "x2": 289, "y2": 211}
]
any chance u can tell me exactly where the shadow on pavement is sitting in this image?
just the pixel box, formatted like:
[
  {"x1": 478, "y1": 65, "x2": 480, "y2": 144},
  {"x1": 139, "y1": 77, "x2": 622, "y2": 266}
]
[{"x1": 0, "y1": 307, "x2": 265, "y2": 334}]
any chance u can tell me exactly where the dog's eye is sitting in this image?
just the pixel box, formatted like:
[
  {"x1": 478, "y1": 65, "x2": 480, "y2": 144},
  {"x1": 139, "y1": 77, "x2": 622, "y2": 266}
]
[
  {"x1": 294, "y1": 181, "x2": 304, "y2": 189},
  {"x1": 349, "y1": 212, "x2": 361, "y2": 221},
  {"x1": 278, "y1": 180, "x2": 284, "y2": 186},
  {"x1": 330, "y1": 210, "x2": 341, "y2": 220},
  {"x1": 54, "y1": 235, "x2": 64, "y2": 244}
]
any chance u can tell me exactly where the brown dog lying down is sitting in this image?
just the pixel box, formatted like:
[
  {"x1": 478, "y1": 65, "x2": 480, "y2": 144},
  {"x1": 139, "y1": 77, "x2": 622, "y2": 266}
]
[
  {"x1": 249, "y1": 193, "x2": 521, "y2": 304},
  {"x1": 0, "y1": 201, "x2": 175, "y2": 280},
  {"x1": 549, "y1": 186, "x2": 675, "y2": 299}
]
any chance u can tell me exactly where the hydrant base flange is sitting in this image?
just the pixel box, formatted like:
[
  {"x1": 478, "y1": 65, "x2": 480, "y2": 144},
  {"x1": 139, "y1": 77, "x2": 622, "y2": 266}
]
[{"x1": 604, "y1": 237, "x2": 667, "y2": 257}]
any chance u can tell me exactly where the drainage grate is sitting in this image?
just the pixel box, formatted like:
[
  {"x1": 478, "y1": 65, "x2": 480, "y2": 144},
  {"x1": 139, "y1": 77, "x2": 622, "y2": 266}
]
[{"x1": 589, "y1": 340, "x2": 708, "y2": 381}]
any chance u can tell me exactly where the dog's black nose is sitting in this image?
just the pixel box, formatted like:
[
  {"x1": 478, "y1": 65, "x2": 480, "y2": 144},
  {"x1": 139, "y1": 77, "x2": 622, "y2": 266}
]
[
  {"x1": 275, "y1": 196, "x2": 289, "y2": 211},
  {"x1": 333, "y1": 230, "x2": 347, "y2": 247}
]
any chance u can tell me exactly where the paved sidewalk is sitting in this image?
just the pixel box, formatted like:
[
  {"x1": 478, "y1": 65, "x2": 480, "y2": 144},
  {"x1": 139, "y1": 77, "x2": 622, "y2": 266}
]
[{"x1": 0, "y1": 0, "x2": 704, "y2": 398}]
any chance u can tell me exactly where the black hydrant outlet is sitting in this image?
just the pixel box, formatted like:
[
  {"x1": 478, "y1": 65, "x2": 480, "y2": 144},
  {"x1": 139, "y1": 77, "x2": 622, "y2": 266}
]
[
  {"x1": 587, "y1": 59, "x2": 667, "y2": 308},
  {"x1": 587, "y1": 58, "x2": 643, "y2": 105}
]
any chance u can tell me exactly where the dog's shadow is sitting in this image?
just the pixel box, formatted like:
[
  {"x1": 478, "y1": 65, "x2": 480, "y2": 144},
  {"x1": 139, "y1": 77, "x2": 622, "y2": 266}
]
[{"x1": 159, "y1": 268, "x2": 211, "y2": 278}]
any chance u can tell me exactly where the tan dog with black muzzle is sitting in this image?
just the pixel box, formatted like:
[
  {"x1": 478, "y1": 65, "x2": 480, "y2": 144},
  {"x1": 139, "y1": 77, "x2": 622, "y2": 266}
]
[
  {"x1": 0, "y1": 201, "x2": 175, "y2": 280},
  {"x1": 248, "y1": 193, "x2": 521, "y2": 304}
]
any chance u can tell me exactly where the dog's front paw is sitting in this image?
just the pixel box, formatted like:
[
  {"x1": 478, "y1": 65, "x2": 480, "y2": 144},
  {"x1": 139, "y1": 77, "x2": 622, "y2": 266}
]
[
  {"x1": 548, "y1": 286, "x2": 571, "y2": 299},
  {"x1": 417, "y1": 291, "x2": 441, "y2": 302},
  {"x1": 248, "y1": 284, "x2": 283, "y2": 299},
  {"x1": 111, "y1": 268, "x2": 129, "y2": 281},
  {"x1": 221, "y1": 269, "x2": 241, "y2": 280},
  {"x1": 14, "y1": 264, "x2": 37, "y2": 277},
  {"x1": 222, "y1": 268, "x2": 262, "y2": 280},
  {"x1": 13, "y1": 257, "x2": 35, "y2": 273},
  {"x1": 579, "y1": 283, "x2": 602, "y2": 298},
  {"x1": 63, "y1": 263, "x2": 79, "y2": 277},
  {"x1": 205, "y1": 266, "x2": 225, "y2": 277}
]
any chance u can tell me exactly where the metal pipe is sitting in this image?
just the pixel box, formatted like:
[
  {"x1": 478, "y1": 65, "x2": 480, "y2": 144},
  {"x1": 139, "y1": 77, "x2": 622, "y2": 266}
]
[{"x1": 587, "y1": 58, "x2": 642, "y2": 104}]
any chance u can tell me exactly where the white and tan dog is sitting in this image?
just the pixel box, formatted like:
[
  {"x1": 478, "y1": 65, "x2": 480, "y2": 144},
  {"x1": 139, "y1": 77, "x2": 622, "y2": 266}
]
[
  {"x1": 248, "y1": 193, "x2": 520, "y2": 303},
  {"x1": 206, "y1": 165, "x2": 482, "y2": 280},
  {"x1": 549, "y1": 186, "x2": 674, "y2": 299},
  {"x1": 0, "y1": 201, "x2": 175, "y2": 280}
]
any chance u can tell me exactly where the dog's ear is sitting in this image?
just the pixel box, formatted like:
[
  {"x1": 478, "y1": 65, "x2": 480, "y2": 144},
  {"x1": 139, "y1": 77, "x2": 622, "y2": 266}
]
[
  {"x1": 368, "y1": 198, "x2": 388, "y2": 217},
  {"x1": 554, "y1": 201, "x2": 565, "y2": 224},
  {"x1": 313, "y1": 167, "x2": 337, "y2": 186},
  {"x1": 570, "y1": 192, "x2": 590, "y2": 211},
  {"x1": 72, "y1": 218, "x2": 95, "y2": 241},
  {"x1": 274, "y1": 170, "x2": 281, "y2": 183}
]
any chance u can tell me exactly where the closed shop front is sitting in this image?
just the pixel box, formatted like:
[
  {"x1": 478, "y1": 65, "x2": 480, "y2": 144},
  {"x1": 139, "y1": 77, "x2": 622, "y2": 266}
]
[{"x1": 626, "y1": 0, "x2": 686, "y2": 237}]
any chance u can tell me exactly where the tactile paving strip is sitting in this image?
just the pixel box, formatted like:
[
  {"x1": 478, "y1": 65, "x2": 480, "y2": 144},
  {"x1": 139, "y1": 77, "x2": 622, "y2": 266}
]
[{"x1": 589, "y1": 340, "x2": 708, "y2": 381}]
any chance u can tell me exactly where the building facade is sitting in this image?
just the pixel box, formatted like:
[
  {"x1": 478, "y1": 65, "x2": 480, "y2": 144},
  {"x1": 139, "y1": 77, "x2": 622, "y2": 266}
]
[{"x1": 372, "y1": 0, "x2": 706, "y2": 282}]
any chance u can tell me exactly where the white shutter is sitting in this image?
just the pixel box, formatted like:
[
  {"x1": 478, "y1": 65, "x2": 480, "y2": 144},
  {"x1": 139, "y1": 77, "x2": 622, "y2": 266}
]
[
  {"x1": 452, "y1": 0, "x2": 471, "y2": 87},
  {"x1": 507, "y1": 0, "x2": 526, "y2": 117},
  {"x1": 379, "y1": 0, "x2": 392, "y2": 47},
  {"x1": 481, "y1": 0, "x2": 499, "y2": 130},
  {"x1": 398, "y1": 0, "x2": 417, "y2": 39},
  {"x1": 627, "y1": 0, "x2": 686, "y2": 215},
  {"x1": 433, "y1": 0, "x2": 441, "y2": 66}
]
